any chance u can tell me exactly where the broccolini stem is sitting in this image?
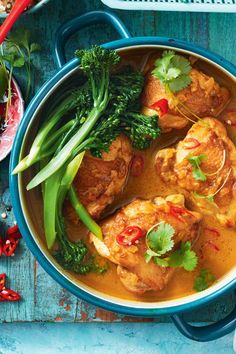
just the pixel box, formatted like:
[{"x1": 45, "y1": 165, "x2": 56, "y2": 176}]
[
  {"x1": 68, "y1": 185, "x2": 103, "y2": 240},
  {"x1": 27, "y1": 106, "x2": 106, "y2": 190},
  {"x1": 12, "y1": 93, "x2": 80, "y2": 174}
]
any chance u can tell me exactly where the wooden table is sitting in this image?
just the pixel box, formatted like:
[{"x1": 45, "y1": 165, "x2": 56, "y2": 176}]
[{"x1": 0, "y1": 0, "x2": 235, "y2": 324}]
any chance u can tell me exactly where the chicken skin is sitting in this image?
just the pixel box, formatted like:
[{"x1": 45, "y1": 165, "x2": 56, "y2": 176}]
[
  {"x1": 142, "y1": 68, "x2": 230, "y2": 132},
  {"x1": 156, "y1": 117, "x2": 236, "y2": 228},
  {"x1": 90, "y1": 194, "x2": 202, "y2": 294},
  {"x1": 72, "y1": 135, "x2": 133, "y2": 219}
]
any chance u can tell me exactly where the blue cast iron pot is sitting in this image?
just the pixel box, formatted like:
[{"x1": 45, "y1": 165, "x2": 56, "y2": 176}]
[{"x1": 9, "y1": 10, "x2": 236, "y2": 342}]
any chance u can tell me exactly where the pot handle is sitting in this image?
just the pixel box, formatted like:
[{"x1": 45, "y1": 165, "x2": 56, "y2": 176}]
[
  {"x1": 171, "y1": 297, "x2": 236, "y2": 342},
  {"x1": 55, "y1": 10, "x2": 131, "y2": 68}
]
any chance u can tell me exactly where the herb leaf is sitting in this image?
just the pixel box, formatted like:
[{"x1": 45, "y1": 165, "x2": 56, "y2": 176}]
[
  {"x1": 3, "y1": 28, "x2": 41, "y2": 101},
  {"x1": 153, "y1": 257, "x2": 169, "y2": 267},
  {"x1": 147, "y1": 222, "x2": 175, "y2": 256},
  {"x1": 192, "y1": 192, "x2": 214, "y2": 203},
  {"x1": 152, "y1": 50, "x2": 192, "y2": 93},
  {"x1": 169, "y1": 241, "x2": 198, "y2": 271},
  {"x1": 144, "y1": 222, "x2": 175, "y2": 265},
  {"x1": 194, "y1": 269, "x2": 216, "y2": 292},
  {"x1": 30, "y1": 43, "x2": 41, "y2": 53},
  {"x1": 187, "y1": 154, "x2": 207, "y2": 181}
]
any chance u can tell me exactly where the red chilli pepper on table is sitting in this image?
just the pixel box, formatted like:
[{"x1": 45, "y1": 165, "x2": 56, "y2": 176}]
[
  {"x1": 116, "y1": 226, "x2": 145, "y2": 246},
  {"x1": 6, "y1": 224, "x2": 22, "y2": 240},
  {"x1": 0, "y1": 288, "x2": 21, "y2": 301},
  {"x1": 0, "y1": 273, "x2": 6, "y2": 291},
  {"x1": 3, "y1": 237, "x2": 19, "y2": 257},
  {"x1": 184, "y1": 137, "x2": 201, "y2": 150},
  {"x1": 150, "y1": 98, "x2": 169, "y2": 116},
  {"x1": 0, "y1": 225, "x2": 22, "y2": 258},
  {"x1": 0, "y1": 273, "x2": 21, "y2": 302}
]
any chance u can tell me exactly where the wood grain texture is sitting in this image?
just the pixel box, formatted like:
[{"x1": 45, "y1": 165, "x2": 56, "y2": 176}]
[{"x1": 0, "y1": 0, "x2": 235, "y2": 323}]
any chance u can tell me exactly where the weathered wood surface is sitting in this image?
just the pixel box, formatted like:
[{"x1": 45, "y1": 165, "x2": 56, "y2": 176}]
[{"x1": 0, "y1": 0, "x2": 235, "y2": 323}]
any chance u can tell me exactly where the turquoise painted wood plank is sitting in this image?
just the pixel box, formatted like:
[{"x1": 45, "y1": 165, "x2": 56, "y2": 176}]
[
  {"x1": 0, "y1": 0, "x2": 235, "y2": 323},
  {"x1": 0, "y1": 323, "x2": 235, "y2": 354}
]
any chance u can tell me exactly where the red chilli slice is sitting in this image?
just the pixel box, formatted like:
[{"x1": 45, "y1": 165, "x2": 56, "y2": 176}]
[
  {"x1": 116, "y1": 226, "x2": 145, "y2": 246},
  {"x1": 6, "y1": 224, "x2": 22, "y2": 240},
  {"x1": 168, "y1": 203, "x2": 193, "y2": 223},
  {"x1": 150, "y1": 99, "x2": 169, "y2": 116},
  {"x1": 205, "y1": 227, "x2": 220, "y2": 238},
  {"x1": 3, "y1": 237, "x2": 19, "y2": 257},
  {"x1": 205, "y1": 241, "x2": 220, "y2": 252},
  {"x1": 0, "y1": 288, "x2": 21, "y2": 301},
  {"x1": 130, "y1": 155, "x2": 144, "y2": 177},
  {"x1": 184, "y1": 138, "x2": 201, "y2": 150},
  {"x1": 0, "y1": 273, "x2": 6, "y2": 291}
]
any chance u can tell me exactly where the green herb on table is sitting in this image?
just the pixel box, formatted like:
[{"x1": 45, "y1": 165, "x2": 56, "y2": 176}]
[
  {"x1": 4, "y1": 28, "x2": 41, "y2": 100},
  {"x1": 187, "y1": 154, "x2": 207, "y2": 181},
  {"x1": 0, "y1": 29, "x2": 40, "y2": 128},
  {"x1": 194, "y1": 269, "x2": 216, "y2": 292}
]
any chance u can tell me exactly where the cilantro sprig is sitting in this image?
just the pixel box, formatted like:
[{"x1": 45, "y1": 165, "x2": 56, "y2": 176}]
[
  {"x1": 0, "y1": 28, "x2": 41, "y2": 103},
  {"x1": 168, "y1": 241, "x2": 198, "y2": 271},
  {"x1": 194, "y1": 269, "x2": 216, "y2": 292},
  {"x1": 144, "y1": 222, "x2": 198, "y2": 272},
  {"x1": 152, "y1": 50, "x2": 192, "y2": 93},
  {"x1": 187, "y1": 154, "x2": 207, "y2": 181}
]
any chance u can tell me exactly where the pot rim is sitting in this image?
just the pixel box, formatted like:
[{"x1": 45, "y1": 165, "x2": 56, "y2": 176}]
[{"x1": 10, "y1": 38, "x2": 236, "y2": 317}]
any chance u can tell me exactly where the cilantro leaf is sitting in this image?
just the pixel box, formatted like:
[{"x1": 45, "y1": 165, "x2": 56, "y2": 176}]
[
  {"x1": 153, "y1": 50, "x2": 175, "y2": 82},
  {"x1": 169, "y1": 241, "x2": 198, "y2": 271},
  {"x1": 187, "y1": 154, "x2": 207, "y2": 182},
  {"x1": 4, "y1": 28, "x2": 41, "y2": 101},
  {"x1": 147, "y1": 222, "x2": 175, "y2": 256},
  {"x1": 8, "y1": 28, "x2": 31, "y2": 51},
  {"x1": 192, "y1": 192, "x2": 214, "y2": 203},
  {"x1": 169, "y1": 75, "x2": 192, "y2": 93},
  {"x1": 153, "y1": 257, "x2": 169, "y2": 267},
  {"x1": 152, "y1": 50, "x2": 192, "y2": 93},
  {"x1": 171, "y1": 55, "x2": 192, "y2": 76},
  {"x1": 194, "y1": 269, "x2": 216, "y2": 292},
  {"x1": 30, "y1": 43, "x2": 41, "y2": 53}
]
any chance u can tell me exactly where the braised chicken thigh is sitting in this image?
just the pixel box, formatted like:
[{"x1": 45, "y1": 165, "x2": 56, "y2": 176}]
[
  {"x1": 142, "y1": 68, "x2": 230, "y2": 132},
  {"x1": 156, "y1": 117, "x2": 236, "y2": 227},
  {"x1": 90, "y1": 194, "x2": 202, "y2": 294},
  {"x1": 73, "y1": 135, "x2": 133, "y2": 219}
]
